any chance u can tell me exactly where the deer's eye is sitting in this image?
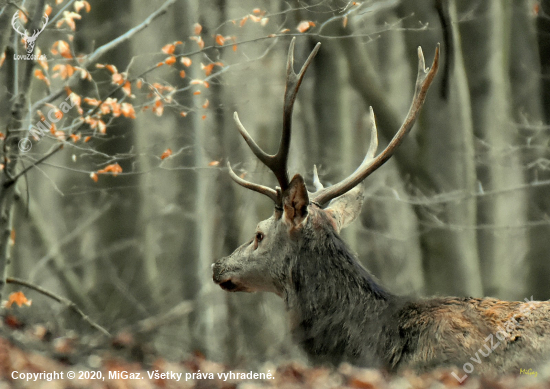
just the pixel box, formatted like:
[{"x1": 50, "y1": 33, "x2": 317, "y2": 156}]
[{"x1": 253, "y1": 232, "x2": 264, "y2": 249}]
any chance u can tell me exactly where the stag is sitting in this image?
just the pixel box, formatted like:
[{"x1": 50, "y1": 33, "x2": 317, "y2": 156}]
[
  {"x1": 213, "y1": 39, "x2": 550, "y2": 374},
  {"x1": 12, "y1": 12, "x2": 48, "y2": 54}
]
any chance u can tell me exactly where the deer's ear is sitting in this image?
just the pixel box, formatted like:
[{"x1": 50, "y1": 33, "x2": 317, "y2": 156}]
[
  {"x1": 283, "y1": 174, "x2": 309, "y2": 228},
  {"x1": 324, "y1": 185, "x2": 364, "y2": 233}
]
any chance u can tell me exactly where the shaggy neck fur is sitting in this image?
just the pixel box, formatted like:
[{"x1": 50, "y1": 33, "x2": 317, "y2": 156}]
[{"x1": 282, "y1": 212, "x2": 413, "y2": 369}]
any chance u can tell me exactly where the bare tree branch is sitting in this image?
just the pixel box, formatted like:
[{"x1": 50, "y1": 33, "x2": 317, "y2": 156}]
[
  {"x1": 4, "y1": 144, "x2": 64, "y2": 188},
  {"x1": 6, "y1": 276, "x2": 111, "y2": 337}
]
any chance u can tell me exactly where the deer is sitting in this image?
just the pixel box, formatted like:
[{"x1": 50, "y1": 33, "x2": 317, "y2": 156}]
[
  {"x1": 212, "y1": 38, "x2": 550, "y2": 376},
  {"x1": 11, "y1": 12, "x2": 48, "y2": 54}
]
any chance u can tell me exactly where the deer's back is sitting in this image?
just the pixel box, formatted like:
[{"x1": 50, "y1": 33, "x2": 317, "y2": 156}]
[{"x1": 397, "y1": 297, "x2": 550, "y2": 374}]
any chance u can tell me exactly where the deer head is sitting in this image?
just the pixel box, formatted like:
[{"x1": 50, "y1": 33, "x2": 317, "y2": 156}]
[
  {"x1": 213, "y1": 38, "x2": 439, "y2": 298},
  {"x1": 12, "y1": 12, "x2": 48, "y2": 54}
]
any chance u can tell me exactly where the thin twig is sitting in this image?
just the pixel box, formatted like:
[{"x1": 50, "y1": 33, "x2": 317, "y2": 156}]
[
  {"x1": 134, "y1": 301, "x2": 193, "y2": 334},
  {"x1": 4, "y1": 144, "x2": 63, "y2": 188},
  {"x1": 6, "y1": 276, "x2": 111, "y2": 337},
  {"x1": 29, "y1": 201, "x2": 113, "y2": 283},
  {"x1": 83, "y1": 0, "x2": 176, "y2": 67}
]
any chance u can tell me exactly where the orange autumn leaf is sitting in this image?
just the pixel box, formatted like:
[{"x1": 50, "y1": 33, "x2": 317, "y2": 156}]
[
  {"x1": 162, "y1": 41, "x2": 181, "y2": 54},
  {"x1": 136, "y1": 79, "x2": 143, "y2": 89},
  {"x1": 343, "y1": 15, "x2": 348, "y2": 28},
  {"x1": 156, "y1": 62, "x2": 164, "y2": 67},
  {"x1": 34, "y1": 69, "x2": 50, "y2": 86},
  {"x1": 202, "y1": 63, "x2": 215, "y2": 76},
  {"x1": 105, "y1": 64, "x2": 118, "y2": 74},
  {"x1": 56, "y1": 11, "x2": 81, "y2": 31},
  {"x1": 153, "y1": 100, "x2": 164, "y2": 116},
  {"x1": 84, "y1": 136, "x2": 92, "y2": 142},
  {"x1": 74, "y1": 0, "x2": 91, "y2": 12},
  {"x1": 253, "y1": 8, "x2": 261, "y2": 14},
  {"x1": 232, "y1": 44, "x2": 237, "y2": 52},
  {"x1": 280, "y1": 28, "x2": 290, "y2": 33},
  {"x1": 190, "y1": 36, "x2": 204, "y2": 49},
  {"x1": 193, "y1": 91, "x2": 201, "y2": 95},
  {"x1": 208, "y1": 160, "x2": 220, "y2": 166},
  {"x1": 240, "y1": 15, "x2": 249, "y2": 27},
  {"x1": 122, "y1": 81, "x2": 132, "y2": 96},
  {"x1": 97, "y1": 163, "x2": 123, "y2": 176},
  {"x1": 160, "y1": 148, "x2": 172, "y2": 160},
  {"x1": 202, "y1": 99, "x2": 209, "y2": 109},
  {"x1": 50, "y1": 40, "x2": 73, "y2": 58},
  {"x1": 52, "y1": 64, "x2": 75, "y2": 79},
  {"x1": 215, "y1": 34, "x2": 225, "y2": 46},
  {"x1": 3, "y1": 291, "x2": 32, "y2": 308},
  {"x1": 165, "y1": 56, "x2": 176, "y2": 65},
  {"x1": 181, "y1": 57, "x2": 192, "y2": 67},
  {"x1": 201, "y1": 115, "x2": 206, "y2": 120},
  {"x1": 194, "y1": 22, "x2": 202, "y2": 35},
  {"x1": 180, "y1": 111, "x2": 187, "y2": 117},
  {"x1": 54, "y1": 130, "x2": 66, "y2": 141},
  {"x1": 83, "y1": 97, "x2": 100, "y2": 106},
  {"x1": 179, "y1": 70, "x2": 186, "y2": 78},
  {"x1": 10, "y1": 230, "x2": 15, "y2": 246},
  {"x1": 74, "y1": 66, "x2": 91, "y2": 80},
  {"x1": 201, "y1": 62, "x2": 223, "y2": 76},
  {"x1": 297, "y1": 20, "x2": 315, "y2": 33},
  {"x1": 90, "y1": 172, "x2": 98, "y2": 182},
  {"x1": 70, "y1": 133, "x2": 81, "y2": 142},
  {"x1": 112, "y1": 72, "x2": 125, "y2": 85},
  {"x1": 162, "y1": 43, "x2": 175, "y2": 54},
  {"x1": 121, "y1": 103, "x2": 136, "y2": 119},
  {"x1": 98, "y1": 120, "x2": 106, "y2": 133},
  {"x1": 45, "y1": 4, "x2": 53, "y2": 16}
]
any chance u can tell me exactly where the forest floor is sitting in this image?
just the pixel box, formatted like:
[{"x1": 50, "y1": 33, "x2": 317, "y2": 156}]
[{"x1": 1, "y1": 311, "x2": 550, "y2": 389}]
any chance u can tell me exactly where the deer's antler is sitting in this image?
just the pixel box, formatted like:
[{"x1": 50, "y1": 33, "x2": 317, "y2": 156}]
[
  {"x1": 311, "y1": 44, "x2": 440, "y2": 206},
  {"x1": 228, "y1": 38, "x2": 321, "y2": 207}
]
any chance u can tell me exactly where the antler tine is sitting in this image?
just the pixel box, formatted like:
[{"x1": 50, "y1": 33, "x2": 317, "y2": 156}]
[
  {"x1": 365, "y1": 107, "x2": 379, "y2": 161},
  {"x1": 312, "y1": 44, "x2": 440, "y2": 206},
  {"x1": 227, "y1": 162, "x2": 279, "y2": 204},
  {"x1": 231, "y1": 38, "x2": 321, "y2": 204},
  {"x1": 278, "y1": 38, "x2": 321, "y2": 191},
  {"x1": 312, "y1": 165, "x2": 324, "y2": 191}
]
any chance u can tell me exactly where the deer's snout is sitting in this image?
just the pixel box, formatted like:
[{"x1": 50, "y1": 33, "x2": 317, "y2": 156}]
[
  {"x1": 212, "y1": 261, "x2": 225, "y2": 283},
  {"x1": 212, "y1": 259, "x2": 240, "y2": 292}
]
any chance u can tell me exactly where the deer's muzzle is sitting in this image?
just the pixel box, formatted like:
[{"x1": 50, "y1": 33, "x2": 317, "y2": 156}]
[{"x1": 212, "y1": 261, "x2": 247, "y2": 292}]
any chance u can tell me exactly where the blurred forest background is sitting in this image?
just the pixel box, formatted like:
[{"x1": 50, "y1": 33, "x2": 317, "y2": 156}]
[{"x1": 0, "y1": 0, "x2": 549, "y2": 369}]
